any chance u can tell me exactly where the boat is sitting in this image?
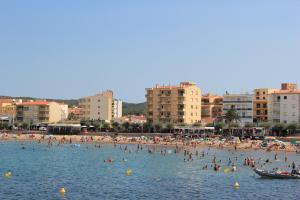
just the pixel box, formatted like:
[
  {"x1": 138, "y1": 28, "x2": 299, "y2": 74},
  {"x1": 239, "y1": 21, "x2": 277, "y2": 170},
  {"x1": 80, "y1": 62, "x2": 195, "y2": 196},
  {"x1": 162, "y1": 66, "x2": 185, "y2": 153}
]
[{"x1": 254, "y1": 168, "x2": 300, "y2": 179}]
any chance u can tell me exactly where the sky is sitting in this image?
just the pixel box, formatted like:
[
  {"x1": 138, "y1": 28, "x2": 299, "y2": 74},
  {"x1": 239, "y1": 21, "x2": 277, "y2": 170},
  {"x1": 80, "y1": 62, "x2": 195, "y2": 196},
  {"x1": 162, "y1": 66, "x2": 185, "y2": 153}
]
[{"x1": 0, "y1": 1, "x2": 300, "y2": 103}]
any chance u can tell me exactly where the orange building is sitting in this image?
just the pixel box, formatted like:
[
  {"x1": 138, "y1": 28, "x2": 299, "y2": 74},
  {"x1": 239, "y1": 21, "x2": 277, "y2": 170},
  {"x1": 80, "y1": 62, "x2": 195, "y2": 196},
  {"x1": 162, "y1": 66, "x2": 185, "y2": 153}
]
[
  {"x1": 146, "y1": 82, "x2": 202, "y2": 125},
  {"x1": 201, "y1": 94, "x2": 223, "y2": 124}
]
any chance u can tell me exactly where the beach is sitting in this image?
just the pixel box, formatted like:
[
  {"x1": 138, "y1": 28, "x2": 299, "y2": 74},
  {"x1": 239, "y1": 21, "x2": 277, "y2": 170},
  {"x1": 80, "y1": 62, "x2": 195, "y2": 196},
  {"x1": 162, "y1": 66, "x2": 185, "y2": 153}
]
[{"x1": 1, "y1": 132, "x2": 299, "y2": 153}]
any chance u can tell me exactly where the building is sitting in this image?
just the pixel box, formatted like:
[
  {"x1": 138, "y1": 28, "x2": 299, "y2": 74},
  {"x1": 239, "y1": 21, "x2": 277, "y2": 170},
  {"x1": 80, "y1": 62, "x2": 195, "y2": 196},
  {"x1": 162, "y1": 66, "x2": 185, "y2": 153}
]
[
  {"x1": 146, "y1": 82, "x2": 202, "y2": 125},
  {"x1": 113, "y1": 99, "x2": 123, "y2": 119},
  {"x1": 114, "y1": 115, "x2": 146, "y2": 124},
  {"x1": 0, "y1": 99, "x2": 16, "y2": 118},
  {"x1": 68, "y1": 106, "x2": 83, "y2": 119},
  {"x1": 253, "y1": 88, "x2": 278, "y2": 123},
  {"x1": 16, "y1": 101, "x2": 68, "y2": 124},
  {"x1": 201, "y1": 93, "x2": 223, "y2": 124},
  {"x1": 223, "y1": 93, "x2": 253, "y2": 126},
  {"x1": 79, "y1": 90, "x2": 116, "y2": 122},
  {"x1": 268, "y1": 83, "x2": 300, "y2": 124}
]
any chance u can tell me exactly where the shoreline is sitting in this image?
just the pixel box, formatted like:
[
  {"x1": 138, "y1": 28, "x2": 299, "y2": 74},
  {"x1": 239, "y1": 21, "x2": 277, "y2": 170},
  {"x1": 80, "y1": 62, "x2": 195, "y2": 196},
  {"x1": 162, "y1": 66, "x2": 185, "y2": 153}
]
[{"x1": 1, "y1": 133, "x2": 299, "y2": 153}]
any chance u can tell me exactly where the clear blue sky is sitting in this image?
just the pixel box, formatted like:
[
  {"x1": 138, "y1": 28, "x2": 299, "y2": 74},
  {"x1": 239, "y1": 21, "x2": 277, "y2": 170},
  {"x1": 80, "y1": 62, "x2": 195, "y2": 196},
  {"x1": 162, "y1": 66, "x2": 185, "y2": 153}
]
[{"x1": 0, "y1": 1, "x2": 299, "y2": 103}]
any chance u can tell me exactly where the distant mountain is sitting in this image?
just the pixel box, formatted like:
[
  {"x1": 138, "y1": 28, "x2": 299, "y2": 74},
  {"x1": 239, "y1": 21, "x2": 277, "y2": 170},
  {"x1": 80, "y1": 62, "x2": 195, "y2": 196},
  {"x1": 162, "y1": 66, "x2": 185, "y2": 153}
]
[
  {"x1": 122, "y1": 102, "x2": 146, "y2": 115},
  {"x1": 0, "y1": 95, "x2": 146, "y2": 115}
]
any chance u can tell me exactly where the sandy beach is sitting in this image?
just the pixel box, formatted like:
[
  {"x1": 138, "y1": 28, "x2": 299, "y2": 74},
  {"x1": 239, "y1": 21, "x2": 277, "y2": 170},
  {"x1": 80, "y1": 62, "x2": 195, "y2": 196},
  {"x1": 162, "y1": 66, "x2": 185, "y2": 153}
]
[{"x1": 1, "y1": 132, "x2": 299, "y2": 153}]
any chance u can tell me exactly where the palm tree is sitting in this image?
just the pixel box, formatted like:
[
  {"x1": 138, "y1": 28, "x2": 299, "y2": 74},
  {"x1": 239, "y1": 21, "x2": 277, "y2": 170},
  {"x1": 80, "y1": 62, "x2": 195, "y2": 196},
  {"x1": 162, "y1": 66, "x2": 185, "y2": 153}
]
[{"x1": 224, "y1": 109, "x2": 240, "y2": 136}]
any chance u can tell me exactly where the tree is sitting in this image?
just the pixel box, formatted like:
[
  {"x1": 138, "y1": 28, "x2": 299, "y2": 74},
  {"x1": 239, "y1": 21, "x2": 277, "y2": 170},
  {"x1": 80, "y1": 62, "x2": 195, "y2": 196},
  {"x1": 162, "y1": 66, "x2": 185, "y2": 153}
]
[
  {"x1": 68, "y1": 112, "x2": 76, "y2": 120},
  {"x1": 206, "y1": 123, "x2": 214, "y2": 127},
  {"x1": 178, "y1": 123, "x2": 186, "y2": 127},
  {"x1": 130, "y1": 123, "x2": 140, "y2": 133},
  {"x1": 112, "y1": 122, "x2": 120, "y2": 132},
  {"x1": 166, "y1": 123, "x2": 174, "y2": 133},
  {"x1": 244, "y1": 122, "x2": 255, "y2": 128},
  {"x1": 259, "y1": 122, "x2": 272, "y2": 135},
  {"x1": 215, "y1": 122, "x2": 225, "y2": 130},
  {"x1": 102, "y1": 122, "x2": 111, "y2": 131},
  {"x1": 224, "y1": 109, "x2": 240, "y2": 136},
  {"x1": 285, "y1": 123, "x2": 298, "y2": 136},
  {"x1": 122, "y1": 122, "x2": 130, "y2": 132},
  {"x1": 22, "y1": 122, "x2": 29, "y2": 130},
  {"x1": 142, "y1": 122, "x2": 153, "y2": 133},
  {"x1": 154, "y1": 123, "x2": 162, "y2": 133},
  {"x1": 259, "y1": 122, "x2": 272, "y2": 129},
  {"x1": 272, "y1": 123, "x2": 285, "y2": 136},
  {"x1": 193, "y1": 122, "x2": 202, "y2": 127}
]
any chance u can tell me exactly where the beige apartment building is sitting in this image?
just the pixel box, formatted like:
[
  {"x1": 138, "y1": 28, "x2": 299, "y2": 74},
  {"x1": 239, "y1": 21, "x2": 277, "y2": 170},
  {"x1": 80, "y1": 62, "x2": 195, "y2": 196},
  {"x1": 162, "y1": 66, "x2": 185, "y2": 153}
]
[
  {"x1": 16, "y1": 101, "x2": 68, "y2": 124},
  {"x1": 79, "y1": 90, "x2": 119, "y2": 122},
  {"x1": 253, "y1": 88, "x2": 278, "y2": 123},
  {"x1": 146, "y1": 82, "x2": 201, "y2": 125},
  {"x1": 0, "y1": 99, "x2": 16, "y2": 117},
  {"x1": 201, "y1": 94, "x2": 223, "y2": 123}
]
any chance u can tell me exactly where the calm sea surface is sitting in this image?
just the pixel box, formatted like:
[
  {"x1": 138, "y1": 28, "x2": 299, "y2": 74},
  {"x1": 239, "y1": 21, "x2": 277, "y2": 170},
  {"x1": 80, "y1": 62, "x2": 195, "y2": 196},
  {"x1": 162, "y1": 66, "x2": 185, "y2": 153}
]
[{"x1": 0, "y1": 141, "x2": 300, "y2": 200}]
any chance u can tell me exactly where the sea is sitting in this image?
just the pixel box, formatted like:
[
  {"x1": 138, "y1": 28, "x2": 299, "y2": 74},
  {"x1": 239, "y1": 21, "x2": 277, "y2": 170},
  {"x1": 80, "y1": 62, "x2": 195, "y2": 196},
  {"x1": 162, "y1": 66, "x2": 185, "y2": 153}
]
[{"x1": 0, "y1": 141, "x2": 300, "y2": 200}]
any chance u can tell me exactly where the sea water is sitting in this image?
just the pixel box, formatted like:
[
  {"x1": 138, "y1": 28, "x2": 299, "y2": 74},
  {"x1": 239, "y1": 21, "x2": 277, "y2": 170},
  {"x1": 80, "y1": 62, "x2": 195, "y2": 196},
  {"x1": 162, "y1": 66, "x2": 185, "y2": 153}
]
[{"x1": 0, "y1": 141, "x2": 300, "y2": 200}]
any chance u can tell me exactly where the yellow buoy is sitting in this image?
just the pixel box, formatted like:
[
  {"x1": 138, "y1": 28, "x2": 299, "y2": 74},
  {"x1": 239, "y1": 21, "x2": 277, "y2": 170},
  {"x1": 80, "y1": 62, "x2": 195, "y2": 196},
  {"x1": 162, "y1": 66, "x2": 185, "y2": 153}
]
[
  {"x1": 223, "y1": 168, "x2": 230, "y2": 174},
  {"x1": 126, "y1": 168, "x2": 132, "y2": 176},
  {"x1": 234, "y1": 182, "x2": 240, "y2": 188},
  {"x1": 5, "y1": 171, "x2": 12, "y2": 178},
  {"x1": 59, "y1": 188, "x2": 66, "y2": 195}
]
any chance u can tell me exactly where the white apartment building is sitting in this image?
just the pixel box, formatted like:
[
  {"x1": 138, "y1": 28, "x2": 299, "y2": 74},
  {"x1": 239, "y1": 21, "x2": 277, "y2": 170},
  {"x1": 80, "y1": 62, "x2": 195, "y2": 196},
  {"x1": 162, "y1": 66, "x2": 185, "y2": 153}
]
[
  {"x1": 223, "y1": 93, "x2": 253, "y2": 126},
  {"x1": 113, "y1": 99, "x2": 122, "y2": 119},
  {"x1": 268, "y1": 91, "x2": 300, "y2": 124}
]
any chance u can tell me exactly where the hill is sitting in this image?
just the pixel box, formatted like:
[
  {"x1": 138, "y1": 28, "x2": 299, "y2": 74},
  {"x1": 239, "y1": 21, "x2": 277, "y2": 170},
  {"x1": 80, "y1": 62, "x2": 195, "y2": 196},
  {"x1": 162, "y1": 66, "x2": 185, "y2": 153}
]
[
  {"x1": 0, "y1": 95, "x2": 79, "y2": 107},
  {"x1": 0, "y1": 95, "x2": 146, "y2": 115},
  {"x1": 122, "y1": 102, "x2": 146, "y2": 115}
]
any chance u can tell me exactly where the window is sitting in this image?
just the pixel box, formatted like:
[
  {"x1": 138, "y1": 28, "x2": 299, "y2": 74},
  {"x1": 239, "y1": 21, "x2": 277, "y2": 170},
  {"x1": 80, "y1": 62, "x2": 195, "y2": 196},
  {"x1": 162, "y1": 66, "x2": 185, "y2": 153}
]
[
  {"x1": 191, "y1": 105, "x2": 193, "y2": 109},
  {"x1": 256, "y1": 110, "x2": 261, "y2": 115},
  {"x1": 284, "y1": 96, "x2": 287, "y2": 100}
]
